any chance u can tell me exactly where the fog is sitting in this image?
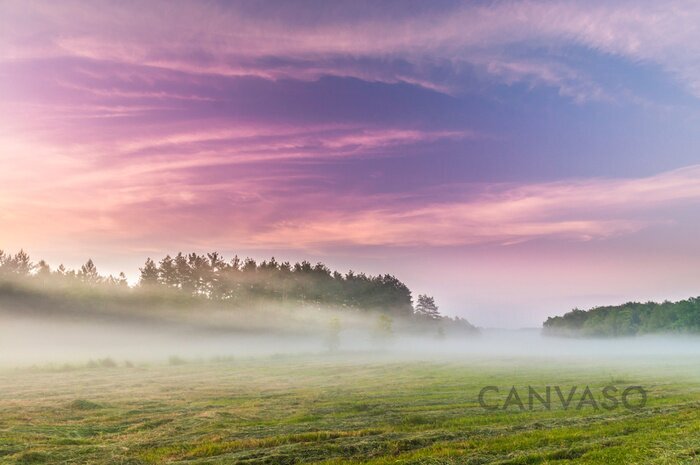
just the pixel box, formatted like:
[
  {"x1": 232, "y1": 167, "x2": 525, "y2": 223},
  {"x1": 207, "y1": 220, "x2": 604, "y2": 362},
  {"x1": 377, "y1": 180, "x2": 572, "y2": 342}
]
[{"x1": 4, "y1": 309, "x2": 700, "y2": 368}]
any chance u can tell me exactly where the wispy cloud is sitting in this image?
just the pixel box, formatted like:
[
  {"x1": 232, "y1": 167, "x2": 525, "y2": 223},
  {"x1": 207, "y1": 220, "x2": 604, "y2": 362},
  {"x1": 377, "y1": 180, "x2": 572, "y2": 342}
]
[
  {"x1": 3, "y1": 113, "x2": 700, "y2": 253},
  {"x1": 251, "y1": 165, "x2": 700, "y2": 248},
  {"x1": 3, "y1": 0, "x2": 699, "y2": 99},
  {"x1": 0, "y1": 121, "x2": 472, "y2": 247}
]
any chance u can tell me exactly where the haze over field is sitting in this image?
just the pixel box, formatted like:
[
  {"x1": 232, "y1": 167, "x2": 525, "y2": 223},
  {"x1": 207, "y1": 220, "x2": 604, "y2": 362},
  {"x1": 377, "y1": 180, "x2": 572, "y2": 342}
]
[{"x1": 5, "y1": 315, "x2": 700, "y2": 367}]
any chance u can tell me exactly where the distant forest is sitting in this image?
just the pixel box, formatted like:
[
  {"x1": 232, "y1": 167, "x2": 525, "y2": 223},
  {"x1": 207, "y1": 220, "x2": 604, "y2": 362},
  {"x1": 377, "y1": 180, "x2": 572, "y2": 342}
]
[
  {"x1": 0, "y1": 249, "x2": 476, "y2": 332},
  {"x1": 543, "y1": 297, "x2": 700, "y2": 337}
]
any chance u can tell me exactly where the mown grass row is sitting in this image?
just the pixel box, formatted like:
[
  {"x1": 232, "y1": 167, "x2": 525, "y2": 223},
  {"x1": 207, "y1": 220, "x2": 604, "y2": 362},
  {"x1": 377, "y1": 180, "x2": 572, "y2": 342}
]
[{"x1": 2, "y1": 356, "x2": 700, "y2": 464}]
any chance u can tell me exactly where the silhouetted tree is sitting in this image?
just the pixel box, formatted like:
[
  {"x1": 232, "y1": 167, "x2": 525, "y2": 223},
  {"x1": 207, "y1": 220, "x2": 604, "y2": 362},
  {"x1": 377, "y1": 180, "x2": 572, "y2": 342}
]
[
  {"x1": 116, "y1": 272, "x2": 129, "y2": 287},
  {"x1": 13, "y1": 250, "x2": 33, "y2": 276},
  {"x1": 55, "y1": 264, "x2": 67, "y2": 278},
  {"x1": 139, "y1": 258, "x2": 159, "y2": 287},
  {"x1": 0, "y1": 249, "x2": 33, "y2": 276},
  {"x1": 175, "y1": 252, "x2": 193, "y2": 293},
  {"x1": 415, "y1": 294, "x2": 441, "y2": 320},
  {"x1": 158, "y1": 255, "x2": 178, "y2": 288},
  {"x1": 36, "y1": 260, "x2": 51, "y2": 285},
  {"x1": 79, "y1": 259, "x2": 100, "y2": 285}
]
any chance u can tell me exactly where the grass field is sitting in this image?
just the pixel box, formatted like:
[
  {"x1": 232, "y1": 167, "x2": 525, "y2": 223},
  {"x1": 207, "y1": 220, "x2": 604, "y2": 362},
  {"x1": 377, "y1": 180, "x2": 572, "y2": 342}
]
[{"x1": 2, "y1": 354, "x2": 700, "y2": 464}]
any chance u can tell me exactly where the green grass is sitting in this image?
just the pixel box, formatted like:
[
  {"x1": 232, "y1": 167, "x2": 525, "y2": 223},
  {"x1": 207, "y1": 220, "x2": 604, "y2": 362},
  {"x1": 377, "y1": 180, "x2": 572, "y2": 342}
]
[{"x1": 2, "y1": 355, "x2": 700, "y2": 464}]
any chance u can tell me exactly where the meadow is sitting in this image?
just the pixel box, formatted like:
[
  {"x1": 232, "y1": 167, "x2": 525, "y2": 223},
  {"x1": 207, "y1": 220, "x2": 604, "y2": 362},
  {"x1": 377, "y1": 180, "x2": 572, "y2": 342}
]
[{"x1": 2, "y1": 353, "x2": 700, "y2": 464}]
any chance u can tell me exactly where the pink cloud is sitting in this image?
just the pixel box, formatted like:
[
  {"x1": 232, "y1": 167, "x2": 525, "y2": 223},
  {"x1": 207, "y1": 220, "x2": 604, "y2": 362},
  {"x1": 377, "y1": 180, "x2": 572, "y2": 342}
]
[
  {"x1": 0, "y1": 119, "x2": 472, "y2": 250},
  {"x1": 249, "y1": 165, "x2": 700, "y2": 248},
  {"x1": 3, "y1": 111, "x2": 700, "y2": 254},
  {"x1": 3, "y1": 0, "x2": 698, "y2": 98}
]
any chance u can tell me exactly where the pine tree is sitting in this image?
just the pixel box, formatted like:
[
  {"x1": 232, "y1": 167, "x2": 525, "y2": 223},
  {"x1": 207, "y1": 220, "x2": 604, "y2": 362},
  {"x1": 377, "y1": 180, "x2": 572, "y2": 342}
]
[
  {"x1": 55, "y1": 264, "x2": 67, "y2": 277},
  {"x1": 139, "y1": 258, "x2": 160, "y2": 287},
  {"x1": 174, "y1": 253, "x2": 192, "y2": 293},
  {"x1": 79, "y1": 259, "x2": 100, "y2": 284},
  {"x1": 13, "y1": 250, "x2": 33, "y2": 276},
  {"x1": 0, "y1": 249, "x2": 33, "y2": 276},
  {"x1": 116, "y1": 272, "x2": 129, "y2": 287},
  {"x1": 415, "y1": 294, "x2": 441, "y2": 320},
  {"x1": 36, "y1": 260, "x2": 51, "y2": 284},
  {"x1": 158, "y1": 255, "x2": 178, "y2": 288}
]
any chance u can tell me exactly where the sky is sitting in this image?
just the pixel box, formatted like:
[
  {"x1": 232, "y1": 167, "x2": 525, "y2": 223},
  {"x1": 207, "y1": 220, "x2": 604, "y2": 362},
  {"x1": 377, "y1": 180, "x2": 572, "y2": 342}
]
[{"x1": 1, "y1": 0, "x2": 700, "y2": 327}]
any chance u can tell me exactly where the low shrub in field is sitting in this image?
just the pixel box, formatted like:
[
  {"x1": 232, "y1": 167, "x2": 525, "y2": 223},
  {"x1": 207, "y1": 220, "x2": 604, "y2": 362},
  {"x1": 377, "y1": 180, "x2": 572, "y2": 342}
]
[{"x1": 69, "y1": 399, "x2": 102, "y2": 410}]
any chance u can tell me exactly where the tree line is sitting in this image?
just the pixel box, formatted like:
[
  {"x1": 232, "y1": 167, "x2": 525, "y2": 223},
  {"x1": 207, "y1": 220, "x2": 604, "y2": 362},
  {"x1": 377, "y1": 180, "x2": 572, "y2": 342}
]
[
  {"x1": 138, "y1": 252, "x2": 415, "y2": 315},
  {"x1": 0, "y1": 248, "x2": 476, "y2": 331},
  {"x1": 0, "y1": 250, "x2": 128, "y2": 287},
  {"x1": 543, "y1": 297, "x2": 700, "y2": 337}
]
